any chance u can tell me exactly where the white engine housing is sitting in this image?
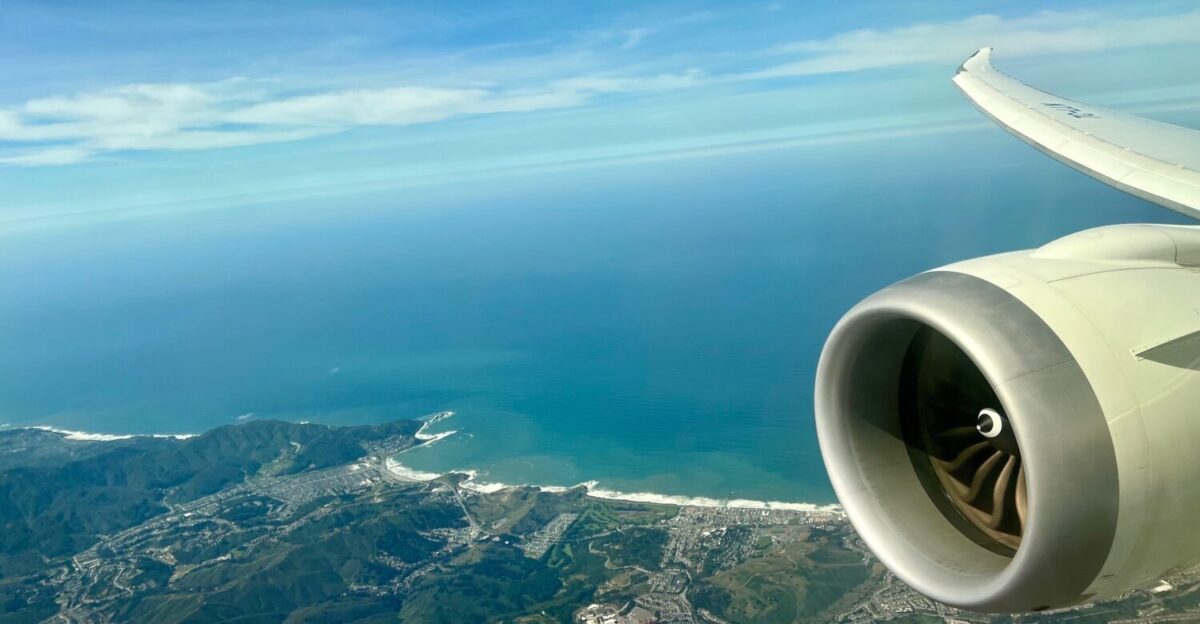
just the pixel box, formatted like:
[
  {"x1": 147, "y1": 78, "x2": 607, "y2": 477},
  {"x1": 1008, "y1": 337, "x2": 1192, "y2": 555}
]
[{"x1": 815, "y1": 223, "x2": 1200, "y2": 612}]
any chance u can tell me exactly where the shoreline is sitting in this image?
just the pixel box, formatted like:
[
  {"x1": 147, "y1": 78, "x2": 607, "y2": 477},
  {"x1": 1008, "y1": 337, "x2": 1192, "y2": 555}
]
[
  {"x1": 3, "y1": 424, "x2": 198, "y2": 441},
  {"x1": 5, "y1": 414, "x2": 843, "y2": 515},
  {"x1": 393, "y1": 412, "x2": 843, "y2": 515}
]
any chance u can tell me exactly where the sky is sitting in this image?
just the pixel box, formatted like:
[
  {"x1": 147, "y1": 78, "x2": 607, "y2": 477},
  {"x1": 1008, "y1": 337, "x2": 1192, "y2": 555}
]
[
  {"x1": 2, "y1": 0, "x2": 1200, "y2": 495},
  {"x1": 3, "y1": 0, "x2": 1200, "y2": 225}
]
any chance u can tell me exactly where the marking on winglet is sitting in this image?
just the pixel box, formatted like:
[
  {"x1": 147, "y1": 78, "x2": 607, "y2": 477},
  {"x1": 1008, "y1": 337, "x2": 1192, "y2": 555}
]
[{"x1": 1042, "y1": 102, "x2": 1101, "y2": 119}]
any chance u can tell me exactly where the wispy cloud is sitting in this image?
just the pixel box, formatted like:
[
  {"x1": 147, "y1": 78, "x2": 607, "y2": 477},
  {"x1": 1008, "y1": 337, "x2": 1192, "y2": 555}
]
[
  {"x1": 3, "y1": 6, "x2": 1200, "y2": 166},
  {"x1": 620, "y1": 28, "x2": 652, "y2": 50},
  {"x1": 0, "y1": 111, "x2": 987, "y2": 230},
  {"x1": 0, "y1": 63, "x2": 713, "y2": 166},
  {"x1": 551, "y1": 69, "x2": 705, "y2": 94},
  {"x1": 756, "y1": 9, "x2": 1200, "y2": 78},
  {"x1": 0, "y1": 147, "x2": 96, "y2": 167},
  {"x1": 0, "y1": 81, "x2": 315, "y2": 165}
]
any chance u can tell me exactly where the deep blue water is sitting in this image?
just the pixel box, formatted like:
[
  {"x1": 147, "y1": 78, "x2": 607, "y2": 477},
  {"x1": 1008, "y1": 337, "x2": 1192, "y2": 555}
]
[{"x1": 0, "y1": 128, "x2": 1187, "y2": 503}]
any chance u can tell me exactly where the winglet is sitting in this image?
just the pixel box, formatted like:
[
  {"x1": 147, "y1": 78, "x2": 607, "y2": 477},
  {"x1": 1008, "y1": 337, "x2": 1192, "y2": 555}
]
[
  {"x1": 955, "y1": 47, "x2": 993, "y2": 76},
  {"x1": 951, "y1": 46, "x2": 1200, "y2": 220}
]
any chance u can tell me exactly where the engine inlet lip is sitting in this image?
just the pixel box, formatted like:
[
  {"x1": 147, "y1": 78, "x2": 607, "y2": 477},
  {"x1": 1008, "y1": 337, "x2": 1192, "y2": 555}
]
[{"x1": 814, "y1": 270, "x2": 1119, "y2": 613}]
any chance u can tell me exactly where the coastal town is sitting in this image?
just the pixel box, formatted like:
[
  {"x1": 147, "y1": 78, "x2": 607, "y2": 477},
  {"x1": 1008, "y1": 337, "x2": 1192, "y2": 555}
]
[{"x1": 8, "y1": 416, "x2": 1200, "y2": 623}]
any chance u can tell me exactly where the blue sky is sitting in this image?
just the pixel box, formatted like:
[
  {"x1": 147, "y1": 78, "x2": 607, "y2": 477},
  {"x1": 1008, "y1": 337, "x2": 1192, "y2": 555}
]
[{"x1": 3, "y1": 0, "x2": 1200, "y2": 224}]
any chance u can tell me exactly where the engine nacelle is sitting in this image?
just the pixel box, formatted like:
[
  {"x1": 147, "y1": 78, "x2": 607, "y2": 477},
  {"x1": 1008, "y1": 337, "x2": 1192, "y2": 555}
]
[{"x1": 816, "y1": 223, "x2": 1200, "y2": 612}]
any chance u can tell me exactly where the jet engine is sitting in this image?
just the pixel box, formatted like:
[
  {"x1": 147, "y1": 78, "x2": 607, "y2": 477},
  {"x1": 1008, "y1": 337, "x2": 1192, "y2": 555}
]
[{"x1": 815, "y1": 223, "x2": 1200, "y2": 612}]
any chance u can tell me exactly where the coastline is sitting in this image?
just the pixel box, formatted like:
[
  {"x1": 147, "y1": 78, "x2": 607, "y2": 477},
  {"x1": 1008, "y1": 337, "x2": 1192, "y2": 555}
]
[
  {"x1": 8, "y1": 425, "x2": 198, "y2": 441},
  {"x1": 392, "y1": 412, "x2": 843, "y2": 515},
  {"x1": 4, "y1": 414, "x2": 842, "y2": 515}
]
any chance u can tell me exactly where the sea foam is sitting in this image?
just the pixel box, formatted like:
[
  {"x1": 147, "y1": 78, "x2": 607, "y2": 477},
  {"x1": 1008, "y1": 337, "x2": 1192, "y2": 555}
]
[
  {"x1": 383, "y1": 455, "x2": 841, "y2": 514},
  {"x1": 23, "y1": 425, "x2": 197, "y2": 441},
  {"x1": 388, "y1": 412, "x2": 842, "y2": 514},
  {"x1": 582, "y1": 483, "x2": 841, "y2": 513},
  {"x1": 384, "y1": 457, "x2": 443, "y2": 482}
]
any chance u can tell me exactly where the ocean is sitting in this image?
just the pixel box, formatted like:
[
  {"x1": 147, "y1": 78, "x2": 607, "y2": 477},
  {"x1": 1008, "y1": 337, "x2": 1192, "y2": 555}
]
[{"x1": 0, "y1": 127, "x2": 1186, "y2": 504}]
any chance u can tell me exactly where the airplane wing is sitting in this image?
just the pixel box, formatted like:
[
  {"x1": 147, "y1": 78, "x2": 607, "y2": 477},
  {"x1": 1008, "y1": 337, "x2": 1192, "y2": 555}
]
[{"x1": 953, "y1": 48, "x2": 1200, "y2": 220}]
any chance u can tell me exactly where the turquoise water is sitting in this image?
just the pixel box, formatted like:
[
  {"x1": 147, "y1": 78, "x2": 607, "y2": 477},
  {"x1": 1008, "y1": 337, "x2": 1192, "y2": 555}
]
[{"x1": 0, "y1": 130, "x2": 1186, "y2": 503}]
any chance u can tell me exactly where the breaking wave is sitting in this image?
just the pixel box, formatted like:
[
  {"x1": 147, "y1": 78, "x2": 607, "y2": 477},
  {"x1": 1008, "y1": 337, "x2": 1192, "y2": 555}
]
[
  {"x1": 16, "y1": 425, "x2": 197, "y2": 441},
  {"x1": 389, "y1": 413, "x2": 842, "y2": 514}
]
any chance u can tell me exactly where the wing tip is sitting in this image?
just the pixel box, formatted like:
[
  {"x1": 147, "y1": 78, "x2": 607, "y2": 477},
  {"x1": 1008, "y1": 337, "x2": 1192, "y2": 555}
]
[{"x1": 955, "y1": 47, "x2": 994, "y2": 76}]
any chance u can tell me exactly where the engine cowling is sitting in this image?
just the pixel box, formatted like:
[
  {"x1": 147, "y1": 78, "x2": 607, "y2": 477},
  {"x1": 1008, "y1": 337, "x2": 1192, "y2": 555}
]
[{"x1": 815, "y1": 223, "x2": 1200, "y2": 612}]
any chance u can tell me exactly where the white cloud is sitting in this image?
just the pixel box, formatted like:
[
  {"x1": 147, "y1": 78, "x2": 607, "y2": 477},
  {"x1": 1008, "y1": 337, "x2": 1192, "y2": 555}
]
[
  {"x1": 0, "y1": 80, "x2": 296, "y2": 163},
  {"x1": 4, "y1": 7, "x2": 1200, "y2": 166},
  {"x1": 0, "y1": 68, "x2": 703, "y2": 166},
  {"x1": 0, "y1": 81, "x2": 588, "y2": 166},
  {"x1": 0, "y1": 147, "x2": 96, "y2": 166},
  {"x1": 552, "y1": 69, "x2": 705, "y2": 94},
  {"x1": 757, "y1": 9, "x2": 1200, "y2": 78},
  {"x1": 226, "y1": 87, "x2": 487, "y2": 126},
  {"x1": 572, "y1": 26, "x2": 654, "y2": 50}
]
